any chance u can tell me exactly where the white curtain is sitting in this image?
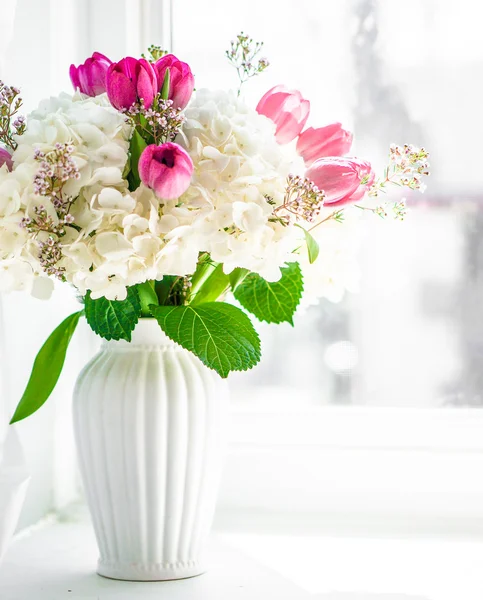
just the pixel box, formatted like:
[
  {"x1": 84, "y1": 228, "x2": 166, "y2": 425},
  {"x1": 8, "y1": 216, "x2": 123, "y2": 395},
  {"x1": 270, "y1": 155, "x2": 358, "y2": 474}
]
[
  {"x1": 0, "y1": 0, "x2": 173, "y2": 529},
  {"x1": 0, "y1": 0, "x2": 17, "y2": 436}
]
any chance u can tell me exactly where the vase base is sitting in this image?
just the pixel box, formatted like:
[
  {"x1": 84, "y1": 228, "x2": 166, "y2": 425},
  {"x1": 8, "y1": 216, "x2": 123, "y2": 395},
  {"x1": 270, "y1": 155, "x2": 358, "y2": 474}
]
[{"x1": 97, "y1": 559, "x2": 206, "y2": 581}]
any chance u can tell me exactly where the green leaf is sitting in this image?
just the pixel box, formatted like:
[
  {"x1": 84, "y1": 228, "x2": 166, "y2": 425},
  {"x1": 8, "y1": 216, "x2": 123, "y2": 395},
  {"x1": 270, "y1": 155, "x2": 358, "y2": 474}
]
[
  {"x1": 84, "y1": 287, "x2": 141, "y2": 341},
  {"x1": 150, "y1": 302, "x2": 261, "y2": 378},
  {"x1": 296, "y1": 224, "x2": 320, "y2": 264},
  {"x1": 160, "y1": 68, "x2": 170, "y2": 100},
  {"x1": 233, "y1": 262, "x2": 303, "y2": 326},
  {"x1": 127, "y1": 129, "x2": 148, "y2": 192},
  {"x1": 10, "y1": 311, "x2": 83, "y2": 424}
]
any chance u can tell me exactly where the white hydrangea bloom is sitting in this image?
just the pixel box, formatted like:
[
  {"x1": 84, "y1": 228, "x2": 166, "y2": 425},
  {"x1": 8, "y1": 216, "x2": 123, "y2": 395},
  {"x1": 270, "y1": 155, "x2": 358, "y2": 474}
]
[
  {"x1": 176, "y1": 89, "x2": 304, "y2": 281},
  {"x1": 0, "y1": 93, "x2": 134, "y2": 300}
]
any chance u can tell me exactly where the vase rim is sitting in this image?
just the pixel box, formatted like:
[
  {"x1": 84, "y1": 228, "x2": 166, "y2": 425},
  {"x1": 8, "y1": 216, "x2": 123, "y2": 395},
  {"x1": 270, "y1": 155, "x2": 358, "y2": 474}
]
[{"x1": 101, "y1": 318, "x2": 178, "y2": 349}]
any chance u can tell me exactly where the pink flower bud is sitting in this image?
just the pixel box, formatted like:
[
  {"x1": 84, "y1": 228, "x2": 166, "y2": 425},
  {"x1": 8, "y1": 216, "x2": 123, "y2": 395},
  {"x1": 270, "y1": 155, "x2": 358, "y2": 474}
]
[
  {"x1": 139, "y1": 143, "x2": 193, "y2": 200},
  {"x1": 154, "y1": 54, "x2": 195, "y2": 109},
  {"x1": 306, "y1": 157, "x2": 375, "y2": 206},
  {"x1": 0, "y1": 148, "x2": 13, "y2": 171},
  {"x1": 297, "y1": 123, "x2": 353, "y2": 166},
  {"x1": 256, "y1": 85, "x2": 310, "y2": 144},
  {"x1": 106, "y1": 57, "x2": 158, "y2": 111},
  {"x1": 69, "y1": 52, "x2": 112, "y2": 97}
]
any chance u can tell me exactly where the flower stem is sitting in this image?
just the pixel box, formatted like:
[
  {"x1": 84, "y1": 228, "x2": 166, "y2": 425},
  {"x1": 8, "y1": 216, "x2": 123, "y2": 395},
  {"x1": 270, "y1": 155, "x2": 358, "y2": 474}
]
[{"x1": 138, "y1": 280, "x2": 159, "y2": 316}]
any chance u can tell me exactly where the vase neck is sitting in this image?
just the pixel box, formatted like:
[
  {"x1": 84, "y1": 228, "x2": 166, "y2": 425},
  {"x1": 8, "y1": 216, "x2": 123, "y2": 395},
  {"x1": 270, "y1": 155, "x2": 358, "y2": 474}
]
[{"x1": 101, "y1": 318, "x2": 178, "y2": 349}]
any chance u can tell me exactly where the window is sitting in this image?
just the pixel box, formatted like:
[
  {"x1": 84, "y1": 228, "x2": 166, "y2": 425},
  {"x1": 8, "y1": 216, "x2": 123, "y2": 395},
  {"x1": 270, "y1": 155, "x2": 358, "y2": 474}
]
[
  {"x1": 172, "y1": 0, "x2": 483, "y2": 411},
  {"x1": 171, "y1": 0, "x2": 483, "y2": 526}
]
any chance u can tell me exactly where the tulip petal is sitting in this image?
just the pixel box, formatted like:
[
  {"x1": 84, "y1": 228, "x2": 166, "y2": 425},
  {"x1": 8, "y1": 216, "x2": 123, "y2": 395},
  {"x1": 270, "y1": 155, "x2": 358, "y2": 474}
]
[
  {"x1": 275, "y1": 112, "x2": 306, "y2": 144},
  {"x1": 256, "y1": 85, "x2": 310, "y2": 145},
  {"x1": 136, "y1": 59, "x2": 158, "y2": 108},
  {"x1": 256, "y1": 85, "x2": 287, "y2": 114},
  {"x1": 0, "y1": 148, "x2": 13, "y2": 171},
  {"x1": 69, "y1": 52, "x2": 112, "y2": 97},
  {"x1": 92, "y1": 52, "x2": 112, "y2": 64},
  {"x1": 106, "y1": 57, "x2": 159, "y2": 111},
  {"x1": 106, "y1": 68, "x2": 137, "y2": 110},
  {"x1": 297, "y1": 123, "x2": 353, "y2": 165},
  {"x1": 154, "y1": 54, "x2": 194, "y2": 109},
  {"x1": 139, "y1": 143, "x2": 194, "y2": 200},
  {"x1": 306, "y1": 157, "x2": 374, "y2": 206},
  {"x1": 69, "y1": 64, "x2": 81, "y2": 91}
]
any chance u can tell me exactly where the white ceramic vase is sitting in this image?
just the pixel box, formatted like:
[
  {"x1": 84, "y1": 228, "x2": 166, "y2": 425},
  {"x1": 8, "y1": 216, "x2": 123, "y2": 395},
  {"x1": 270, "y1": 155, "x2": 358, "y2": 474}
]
[{"x1": 73, "y1": 319, "x2": 228, "y2": 581}]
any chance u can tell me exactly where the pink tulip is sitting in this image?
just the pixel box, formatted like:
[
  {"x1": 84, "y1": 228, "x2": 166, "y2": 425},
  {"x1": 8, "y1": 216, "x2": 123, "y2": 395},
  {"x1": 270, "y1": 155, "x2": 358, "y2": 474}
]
[
  {"x1": 256, "y1": 85, "x2": 310, "y2": 144},
  {"x1": 0, "y1": 148, "x2": 13, "y2": 171},
  {"x1": 69, "y1": 52, "x2": 112, "y2": 97},
  {"x1": 106, "y1": 57, "x2": 158, "y2": 110},
  {"x1": 139, "y1": 143, "x2": 193, "y2": 200},
  {"x1": 306, "y1": 157, "x2": 375, "y2": 206},
  {"x1": 154, "y1": 54, "x2": 194, "y2": 109},
  {"x1": 297, "y1": 123, "x2": 353, "y2": 166}
]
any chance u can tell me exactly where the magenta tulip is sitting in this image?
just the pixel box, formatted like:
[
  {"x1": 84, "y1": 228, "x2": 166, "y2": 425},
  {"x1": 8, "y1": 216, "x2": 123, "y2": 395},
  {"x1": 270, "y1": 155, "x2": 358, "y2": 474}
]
[
  {"x1": 306, "y1": 157, "x2": 375, "y2": 206},
  {"x1": 154, "y1": 54, "x2": 194, "y2": 109},
  {"x1": 69, "y1": 52, "x2": 112, "y2": 97},
  {"x1": 297, "y1": 123, "x2": 353, "y2": 166},
  {"x1": 106, "y1": 57, "x2": 158, "y2": 110},
  {"x1": 0, "y1": 148, "x2": 13, "y2": 171},
  {"x1": 139, "y1": 143, "x2": 193, "y2": 200},
  {"x1": 256, "y1": 85, "x2": 310, "y2": 144}
]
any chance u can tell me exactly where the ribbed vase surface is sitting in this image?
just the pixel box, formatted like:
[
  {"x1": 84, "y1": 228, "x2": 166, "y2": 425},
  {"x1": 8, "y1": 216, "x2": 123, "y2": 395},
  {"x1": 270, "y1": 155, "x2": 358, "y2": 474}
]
[{"x1": 73, "y1": 319, "x2": 228, "y2": 581}]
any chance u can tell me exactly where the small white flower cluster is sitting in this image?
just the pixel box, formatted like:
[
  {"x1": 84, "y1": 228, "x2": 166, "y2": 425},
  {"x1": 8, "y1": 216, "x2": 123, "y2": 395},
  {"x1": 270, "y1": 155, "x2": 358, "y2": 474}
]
[
  {"x1": 369, "y1": 144, "x2": 430, "y2": 199},
  {"x1": 388, "y1": 143, "x2": 429, "y2": 192}
]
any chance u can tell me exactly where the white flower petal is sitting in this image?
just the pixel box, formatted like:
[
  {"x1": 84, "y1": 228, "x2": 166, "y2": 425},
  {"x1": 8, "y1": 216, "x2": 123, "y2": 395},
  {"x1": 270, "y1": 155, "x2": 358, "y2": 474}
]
[{"x1": 95, "y1": 232, "x2": 133, "y2": 260}]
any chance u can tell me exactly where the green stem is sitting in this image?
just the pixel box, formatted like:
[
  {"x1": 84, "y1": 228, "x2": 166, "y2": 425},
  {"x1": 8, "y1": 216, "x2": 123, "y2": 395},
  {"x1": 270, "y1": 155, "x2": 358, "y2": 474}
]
[
  {"x1": 228, "y1": 267, "x2": 249, "y2": 291},
  {"x1": 189, "y1": 255, "x2": 217, "y2": 299},
  {"x1": 138, "y1": 280, "x2": 159, "y2": 317},
  {"x1": 190, "y1": 262, "x2": 231, "y2": 306}
]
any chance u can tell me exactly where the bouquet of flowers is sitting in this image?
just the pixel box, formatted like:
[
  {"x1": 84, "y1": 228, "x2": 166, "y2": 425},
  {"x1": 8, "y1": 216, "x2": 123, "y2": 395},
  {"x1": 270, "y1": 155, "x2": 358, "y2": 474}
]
[{"x1": 0, "y1": 34, "x2": 429, "y2": 423}]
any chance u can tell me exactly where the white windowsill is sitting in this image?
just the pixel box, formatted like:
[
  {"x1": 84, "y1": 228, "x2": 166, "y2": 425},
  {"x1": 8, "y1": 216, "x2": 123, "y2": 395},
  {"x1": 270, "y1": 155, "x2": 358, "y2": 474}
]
[
  {"x1": 230, "y1": 406, "x2": 483, "y2": 451},
  {"x1": 0, "y1": 512, "x2": 306, "y2": 600},
  {"x1": 2, "y1": 511, "x2": 483, "y2": 599}
]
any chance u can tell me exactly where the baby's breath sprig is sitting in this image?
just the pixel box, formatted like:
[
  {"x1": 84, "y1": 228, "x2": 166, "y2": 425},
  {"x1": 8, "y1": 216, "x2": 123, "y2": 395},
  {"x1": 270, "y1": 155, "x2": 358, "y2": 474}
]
[
  {"x1": 355, "y1": 199, "x2": 407, "y2": 221},
  {"x1": 272, "y1": 175, "x2": 326, "y2": 226},
  {"x1": 393, "y1": 199, "x2": 407, "y2": 221},
  {"x1": 266, "y1": 194, "x2": 290, "y2": 226},
  {"x1": 356, "y1": 143, "x2": 428, "y2": 221},
  {"x1": 355, "y1": 203, "x2": 388, "y2": 219},
  {"x1": 369, "y1": 144, "x2": 430, "y2": 198},
  {"x1": 0, "y1": 80, "x2": 26, "y2": 151},
  {"x1": 307, "y1": 208, "x2": 345, "y2": 234},
  {"x1": 331, "y1": 209, "x2": 345, "y2": 224},
  {"x1": 123, "y1": 96, "x2": 185, "y2": 145},
  {"x1": 20, "y1": 143, "x2": 80, "y2": 280},
  {"x1": 142, "y1": 44, "x2": 168, "y2": 62},
  {"x1": 226, "y1": 32, "x2": 270, "y2": 96}
]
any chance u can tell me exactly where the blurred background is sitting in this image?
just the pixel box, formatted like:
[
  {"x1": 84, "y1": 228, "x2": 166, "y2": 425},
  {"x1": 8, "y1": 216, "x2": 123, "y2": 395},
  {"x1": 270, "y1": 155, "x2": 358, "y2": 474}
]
[{"x1": 1, "y1": 0, "x2": 483, "y2": 538}]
